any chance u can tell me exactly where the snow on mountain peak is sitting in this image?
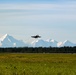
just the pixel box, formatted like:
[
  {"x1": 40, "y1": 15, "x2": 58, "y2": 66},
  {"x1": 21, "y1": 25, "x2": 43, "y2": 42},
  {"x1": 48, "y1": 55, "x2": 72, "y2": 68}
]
[
  {"x1": 0, "y1": 34, "x2": 28, "y2": 47},
  {"x1": 46, "y1": 39, "x2": 52, "y2": 42},
  {"x1": 3, "y1": 34, "x2": 9, "y2": 37},
  {"x1": 63, "y1": 40, "x2": 74, "y2": 45},
  {"x1": 51, "y1": 39, "x2": 58, "y2": 43},
  {"x1": 0, "y1": 34, "x2": 76, "y2": 47},
  {"x1": 46, "y1": 39, "x2": 57, "y2": 43},
  {"x1": 0, "y1": 34, "x2": 9, "y2": 41},
  {"x1": 63, "y1": 40, "x2": 70, "y2": 43},
  {"x1": 4, "y1": 34, "x2": 8, "y2": 37},
  {"x1": 31, "y1": 39, "x2": 49, "y2": 47},
  {"x1": 62, "y1": 40, "x2": 75, "y2": 47}
]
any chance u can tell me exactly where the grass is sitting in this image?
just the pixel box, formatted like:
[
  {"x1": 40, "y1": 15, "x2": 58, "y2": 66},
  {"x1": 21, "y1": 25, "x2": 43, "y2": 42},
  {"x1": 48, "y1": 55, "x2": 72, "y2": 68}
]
[{"x1": 0, "y1": 53, "x2": 76, "y2": 75}]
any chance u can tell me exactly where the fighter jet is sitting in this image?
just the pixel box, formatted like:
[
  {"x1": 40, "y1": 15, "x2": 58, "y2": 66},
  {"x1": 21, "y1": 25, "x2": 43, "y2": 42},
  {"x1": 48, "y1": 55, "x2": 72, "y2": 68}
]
[{"x1": 31, "y1": 35, "x2": 41, "y2": 38}]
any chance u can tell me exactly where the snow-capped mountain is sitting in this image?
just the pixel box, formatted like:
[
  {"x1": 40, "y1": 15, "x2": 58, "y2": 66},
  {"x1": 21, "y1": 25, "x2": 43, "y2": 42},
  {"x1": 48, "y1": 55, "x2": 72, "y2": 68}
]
[
  {"x1": 46, "y1": 39, "x2": 58, "y2": 47},
  {"x1": 0, "y1": 34, "x2": 28, "y2": 47},
  {"x1": 0, "y1": 34, "x2": 76, "y2": 47},
  {"x1": 61, "y1": 40, "x2": 76, "y2": 47},
  {"x1": 31, "y1": 39, "x2": 49, "y2": 47},
  {"x1": 31, "y1": 39, "x2": 58, "y2": 47}
]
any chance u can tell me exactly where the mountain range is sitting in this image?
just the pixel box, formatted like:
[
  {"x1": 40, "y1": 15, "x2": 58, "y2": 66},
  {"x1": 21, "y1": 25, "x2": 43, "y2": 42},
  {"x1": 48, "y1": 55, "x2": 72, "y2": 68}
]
[
  {"x1": 0, "y1": 34, "x2": 76, "y2": 47},
  {"x1": 0, "y1": 34, "x2": 27, "y2": 47}
]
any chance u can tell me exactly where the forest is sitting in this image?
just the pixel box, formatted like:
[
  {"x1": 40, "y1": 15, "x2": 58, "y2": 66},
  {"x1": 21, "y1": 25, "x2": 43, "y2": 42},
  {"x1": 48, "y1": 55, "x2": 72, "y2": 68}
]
[{"x1": 0, "y1": 47, "x2": 76, "y2": 53}]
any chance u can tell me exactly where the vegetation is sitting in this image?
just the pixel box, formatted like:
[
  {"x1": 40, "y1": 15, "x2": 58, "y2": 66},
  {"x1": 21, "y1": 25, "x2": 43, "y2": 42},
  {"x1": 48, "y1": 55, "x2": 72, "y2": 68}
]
[
  {"x1": 0, "y1": 47, "x2": 76, "y2": 53},
  {"x1": 0, "y1": 53, "x2": 76, "y2": 75}
]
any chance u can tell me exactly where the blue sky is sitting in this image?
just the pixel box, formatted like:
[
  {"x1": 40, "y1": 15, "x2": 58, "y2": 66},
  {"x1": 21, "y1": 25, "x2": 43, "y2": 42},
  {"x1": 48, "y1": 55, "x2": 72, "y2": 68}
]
[{"x1": 0, "y1": 0, "x2": 76, "y2": 42}]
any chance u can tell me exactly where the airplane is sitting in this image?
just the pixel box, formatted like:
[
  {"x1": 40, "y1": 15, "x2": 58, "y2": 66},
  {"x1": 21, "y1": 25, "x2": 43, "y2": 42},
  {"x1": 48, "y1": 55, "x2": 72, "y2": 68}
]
[{"x1": 31, "y1": 35, "x2": 41, "y2": 38}]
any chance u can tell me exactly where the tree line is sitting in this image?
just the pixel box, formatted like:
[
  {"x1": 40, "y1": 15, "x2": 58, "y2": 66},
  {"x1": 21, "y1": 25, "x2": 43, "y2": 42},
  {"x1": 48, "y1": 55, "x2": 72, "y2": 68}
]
[{"x1": 0, "y1": 47, "x2": 76, "y2": 53}]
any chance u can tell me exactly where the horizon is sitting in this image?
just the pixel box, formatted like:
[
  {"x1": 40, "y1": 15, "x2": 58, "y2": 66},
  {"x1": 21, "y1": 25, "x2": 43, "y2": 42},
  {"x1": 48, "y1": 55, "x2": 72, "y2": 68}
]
[{"x1": 0, "y1": 0, "x2": 76, "y2": 43}]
